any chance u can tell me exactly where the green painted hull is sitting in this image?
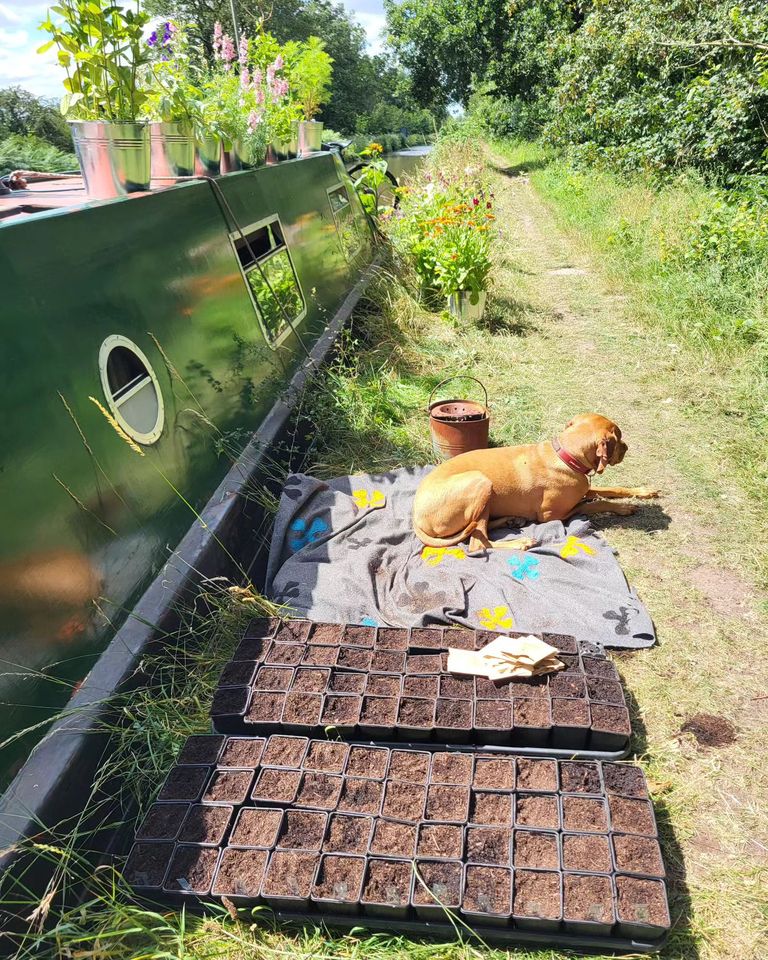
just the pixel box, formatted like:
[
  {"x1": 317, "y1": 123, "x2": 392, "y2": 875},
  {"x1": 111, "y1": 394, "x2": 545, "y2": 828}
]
[{"x1": 0, "y1": 154, "x2": 373, "y2": 787}]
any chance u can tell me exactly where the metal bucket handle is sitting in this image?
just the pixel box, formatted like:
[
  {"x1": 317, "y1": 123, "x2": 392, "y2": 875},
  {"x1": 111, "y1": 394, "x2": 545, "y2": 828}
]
[{"x1": 429, "y1": 375, "x2": 488, "y2": 412}]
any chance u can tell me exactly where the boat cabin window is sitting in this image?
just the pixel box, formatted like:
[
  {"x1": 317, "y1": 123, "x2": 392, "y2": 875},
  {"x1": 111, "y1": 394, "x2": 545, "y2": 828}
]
[
  {"x1": 328, "y1": 183, "x2": 366, "y2": 262},
  {"x1": 231, "y1": 216, "x2": 305, "y2": 344},
  {"x1": 98, "y1": 336, "x2": 165, "y2": 445}
]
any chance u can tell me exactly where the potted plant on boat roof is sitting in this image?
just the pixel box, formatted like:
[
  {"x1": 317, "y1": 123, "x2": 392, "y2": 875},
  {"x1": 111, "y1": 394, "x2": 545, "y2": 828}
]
[
  {"x1": 433, "y1": 214, "x2": 493, "y2": 322},
  {"x1": 291, "y1": 36, "x2": 333, "y2": 156},
  {"x1": 39, "y1": 0, "x2": 152, "y2": 199},
  {"x1": 142, "y1": 20, "x2": 202, "y2": 180},
  {"x1": 250, "y1": 31, "x2": 301, "y2": 162}
]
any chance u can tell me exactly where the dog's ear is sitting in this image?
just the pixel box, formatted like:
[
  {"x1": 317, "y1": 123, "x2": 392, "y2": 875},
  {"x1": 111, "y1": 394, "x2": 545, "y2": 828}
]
[{"x1": 595, "y1": 436, "x2": 616, "y2": 474}]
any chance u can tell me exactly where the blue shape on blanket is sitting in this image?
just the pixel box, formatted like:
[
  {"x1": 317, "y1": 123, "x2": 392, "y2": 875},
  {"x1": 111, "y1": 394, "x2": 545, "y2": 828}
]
[
  {"x1": 360, "y1": 616, "x2": 379, "y2": 627},
  {"x1": 289, "y1": 516, "x2": 329, "y2": 551},
  {"x1": 507, "y1": 554, "x2": 540, "y2": 582}
]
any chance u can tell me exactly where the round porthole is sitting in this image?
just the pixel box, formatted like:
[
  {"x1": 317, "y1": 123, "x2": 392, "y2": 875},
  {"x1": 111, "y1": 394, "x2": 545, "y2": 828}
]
[{"x1": 98, "y1": 336, "x2": 165, "y2": 445}]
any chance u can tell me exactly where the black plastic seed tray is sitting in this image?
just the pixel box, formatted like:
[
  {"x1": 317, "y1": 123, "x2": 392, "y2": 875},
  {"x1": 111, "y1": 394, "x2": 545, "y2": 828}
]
[
  {"x1": 126, "y1": 735, "x2": 669, "y2": 950},
  {"x1": 211, "y1": 619, "x2": 631, "y2": 758}
]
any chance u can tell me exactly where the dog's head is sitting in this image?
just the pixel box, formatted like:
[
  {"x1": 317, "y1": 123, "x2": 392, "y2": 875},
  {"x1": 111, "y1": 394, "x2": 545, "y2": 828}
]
[{"x1": 562, "y1": 413, "x2": 627, "y2": 474}]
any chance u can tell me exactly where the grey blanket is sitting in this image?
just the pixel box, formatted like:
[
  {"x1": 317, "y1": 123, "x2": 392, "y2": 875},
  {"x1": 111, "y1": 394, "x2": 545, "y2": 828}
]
[{"x1": 265, "y1": 467, "x2": 655, "y2": 650}]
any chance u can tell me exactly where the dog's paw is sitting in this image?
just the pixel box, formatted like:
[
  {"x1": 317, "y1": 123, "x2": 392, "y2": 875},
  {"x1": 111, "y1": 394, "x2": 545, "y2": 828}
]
[
  {"x1": 634, "y1": 487, "x2": 660, "y2": 499},
  {"x1": 497, "y1": 537, "x2": 538, "y2": 551}
]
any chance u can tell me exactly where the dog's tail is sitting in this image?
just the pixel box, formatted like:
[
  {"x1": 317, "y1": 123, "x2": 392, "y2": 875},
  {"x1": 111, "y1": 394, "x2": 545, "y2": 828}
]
[{"x1": 412, "y1": 517, "x2": 478, "y2": 549}]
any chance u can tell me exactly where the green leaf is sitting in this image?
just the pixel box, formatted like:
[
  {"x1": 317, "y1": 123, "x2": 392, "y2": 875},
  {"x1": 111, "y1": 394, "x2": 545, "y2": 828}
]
[{"x1": 36, "y1": 40, "x2": 56, "y2": 54}]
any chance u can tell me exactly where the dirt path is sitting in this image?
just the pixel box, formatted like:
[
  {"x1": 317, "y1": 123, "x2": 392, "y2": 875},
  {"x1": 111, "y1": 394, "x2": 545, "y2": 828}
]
[{"x1": 486, "y1": 158, "x2": 768, "y2": 959}]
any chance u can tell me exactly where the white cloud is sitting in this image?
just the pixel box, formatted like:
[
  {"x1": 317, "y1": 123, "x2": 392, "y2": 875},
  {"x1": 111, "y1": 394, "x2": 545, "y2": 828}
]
[
  {"x1": 0, "y1": 3, "x2": 25, "y2": 25},
  {"x1": 0, "y1": 6, "x2": 63, "y2": 98},
  {"x1": 355, "y1": 11, "x2": 386, "y2": 55}
]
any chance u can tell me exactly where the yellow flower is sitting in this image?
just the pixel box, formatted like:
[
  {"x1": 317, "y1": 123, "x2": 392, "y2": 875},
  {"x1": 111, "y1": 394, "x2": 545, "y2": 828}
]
[
  {"x1": 477, "y1": 606, "x2": 514, "y2": 630},
  {"x1": 368, "y1": 142, "x2": 383, "y2": 155}
]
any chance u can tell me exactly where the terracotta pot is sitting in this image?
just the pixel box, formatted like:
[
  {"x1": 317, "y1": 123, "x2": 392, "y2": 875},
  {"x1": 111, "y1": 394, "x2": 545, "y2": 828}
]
[{"x1": 428, "y1": 376, "x2": 490, "y2": 459}]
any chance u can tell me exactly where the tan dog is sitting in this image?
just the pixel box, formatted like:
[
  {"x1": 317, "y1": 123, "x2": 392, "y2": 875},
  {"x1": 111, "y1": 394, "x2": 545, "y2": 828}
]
[{"x1": 413, "y1": 413, "x2": 658, "y2": 553}]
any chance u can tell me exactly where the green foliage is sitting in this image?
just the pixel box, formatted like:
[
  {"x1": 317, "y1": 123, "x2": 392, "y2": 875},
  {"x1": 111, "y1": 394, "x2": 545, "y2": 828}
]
[
  {"x1": 0, "y1": 133, "x2": 77, "y2": 176},
  {"x1": 141, "y1": 21, "x2": 203, "y2": 124},
  {"x1": 39, "y1": 0, "x2": 151, "y2": 121},
  {"x1": 0, "y1": 87, "x2": 72, "y2": 152},
  {"x1": 292, "y1": 35, "x2": 333, "y2": 120}
]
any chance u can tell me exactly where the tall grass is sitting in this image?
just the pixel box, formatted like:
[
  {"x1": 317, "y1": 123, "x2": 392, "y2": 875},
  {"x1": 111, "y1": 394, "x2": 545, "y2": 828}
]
[{"x1": 0, "y1": 134, "x2": 77, "y2": 177}]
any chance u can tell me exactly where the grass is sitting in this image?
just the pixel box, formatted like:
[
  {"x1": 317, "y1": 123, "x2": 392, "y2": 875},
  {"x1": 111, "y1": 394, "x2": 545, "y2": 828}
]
[{"x1": 5, "y1": 137, "x2": 768, "y2": 958}]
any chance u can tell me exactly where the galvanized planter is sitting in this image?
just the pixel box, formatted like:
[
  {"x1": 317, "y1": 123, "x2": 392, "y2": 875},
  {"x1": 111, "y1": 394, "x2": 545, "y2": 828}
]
[
  {"x1": 298, "y1": 120, "x2": 323, "y2": 157},
  {"x1": 194, "y1": 135, "x2": 222, "y2": 176},
  {"x1": 232, "y1": 138, "x2": 267, "y2": 171},
  {"x1": 69, "y1": 120, "x2": 151, "y2": 199},
  {"x1": 447, "y1": 289, "x2": 487, "y2": 323},
  {"x1": 428, "y1": 376, "x2": 490, "y2": 459},
  {"x1": 150, "y1": 121, "x2": 195, "y2": 180}
]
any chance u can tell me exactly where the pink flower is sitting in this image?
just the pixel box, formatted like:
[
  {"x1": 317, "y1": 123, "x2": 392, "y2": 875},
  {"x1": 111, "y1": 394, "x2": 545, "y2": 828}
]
[
  {"x1": 212, "y1": 21, "x2": 223, "y2": 59},
  {"x1": 238, "y1": 34, "x2": 249, "y2": 66},
  {"x1": 221, "y1": 34, "x2": 236, "y2": 65},
  {"x1": 248, "y1": 109, "x2": 264, "y2": 131},
  {"x1": 472, "y1": 197, "x2": 480, "y2": 206},
  {"x1": 273, "y1": 54, "x2": 284, "y2": 71},
  {"x1": 240, "y1": 67, "x2": 251, "y2": 89},
  {"x1": 253, "y1": 67, "x2": 263, "y2": 85},
  {"x1": 255, "y1": 84, "x2": 265, "y2": 105}
]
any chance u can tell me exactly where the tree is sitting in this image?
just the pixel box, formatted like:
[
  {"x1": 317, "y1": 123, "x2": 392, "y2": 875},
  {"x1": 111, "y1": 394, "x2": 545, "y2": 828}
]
[{"x1": 0, "y1": 87, "x2": 73, "y2": 151}]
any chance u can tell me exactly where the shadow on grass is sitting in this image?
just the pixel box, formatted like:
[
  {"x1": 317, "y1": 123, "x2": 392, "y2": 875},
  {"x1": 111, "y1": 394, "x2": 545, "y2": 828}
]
[
  {"x1": 654, "y1": 799, "x2": 700, "y2": 959},
  {"x1": 491, "y1": 159, "x2": 549, "y2": 178},
  {"x1": 480, "y1": 294, "x2": 540, "y2": 337},
  {"x1": 590, "y1": 501, "x2": 672, "y2": 535}
]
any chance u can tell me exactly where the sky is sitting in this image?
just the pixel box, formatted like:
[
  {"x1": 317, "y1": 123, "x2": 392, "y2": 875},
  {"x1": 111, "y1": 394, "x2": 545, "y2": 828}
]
[{"x1": 0, "y1": 0, "x2": 388, "y2": 101}]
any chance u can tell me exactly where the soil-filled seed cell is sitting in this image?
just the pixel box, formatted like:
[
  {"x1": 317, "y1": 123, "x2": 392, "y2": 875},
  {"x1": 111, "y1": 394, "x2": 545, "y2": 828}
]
[
  {"x1": 397, "y1": 697, "x2": 434, "y2": 728},
  {"x1": 582, "y1": 656, "x2": 619, "y2": 679},
  {"x1": 324, "y1": 813, "x2": 373, "y2": 854},
  {"x1": 178, "y1": 804, "x2": 233, "y2": 845},
  {"x1": 360, "y1": 696, "x2": 398, "y2": 726},
  {"x1": 541, "y1": 632, "x2": 578, "y2": 654},
  {"x1": 549, "y1": 674, "x2": 586, "y2": 698},
  {"x1": 371, "y1": 651, "x2": 406, "y2": 673},
  {"x1": 336, "y1": 647, "x2": 371, "y2": 671},
  {"x1": 608, "y1": 797, "x2": 657, "y2": 836},
  {"x1": 444, "y1": 628, "x2": 475, "y2": 650},
  {"x1": 338, "y1": 777, "x2": 383, "y2": 814},
  {"x1": 343, "y1": 625, "x2": 376, "y2": 647},
  {"x1": 512, "y1": 677, "x2": 549, "y2": 700},
  {"x1": 466, "y1": 826, "x2": 512, "y2": 865},
  {"x1": 409, "y1": 628, "x2": 444, "y2": 650},
  {"x1": 475, "y1": 678, "x2": 510, "y2": 700},
  {"x1": 402, "y1": 676, "x2": 439, "y2": 698},
  {"x1": 219, "y1": 737, "x2": 265, "y2": 768},
  {"x1": 591, "y1": 704, "x2": 631, "y2": 735},
  {"x1": 376, "y1": 628, "x2": 409, "y2": 650},
  {"x1": 514, "y1": 830, "x2": 559, "y2": 869},
  {"x1": 362, "y1": 859, "x2": 412, "y2": 907},
  {"x1": 262, "y1": 736, "x2": 308, "y2": 769},
  {"x1": 603, "y1": 763, "x2": 649, "y2": 799},
  {"x1": 557, "y1": 654, "x2": 580, "y2": 673},
  {"x1": 366, "y1": 674, "x2": 401, "y2": 697},
  {"x1": 230, "y1": 808, "x2": 283, "y2": 847},
  {"x1": 124, "y1": 842, "x2": 174, "y2": 887},
  {"x1": 513, "y1": 699, "x2": 552, "y2": 727},
  {"x1": 309, "y1": 623, "x2": 344, "y2": 646},
  {"x1": 475, "y1": 700, "x2": 513, "y2": 729},
  {"x1": 329, "y1": 671, "x2": 366, "y2": 694},
  {"x1": 382, "y1": 781, "x2": 426, "y2": 821},
  {"x1": 417, "y1": 823, "x2": 463, "y2": 859},
  {"x1": 218, "y1": 662, "x2": 255, "y2": 686},
  {"x1": 463, "y1": 865, "x2": 512, "y2": 916},
  {"x1": 388, "y1": 750, "x2": 430, "y2": 784},
  {"x1": 136, "y1": 803, "x2": 188, "y2": 840},
  {"x1": 430, "y1": 751, "x2": 473, "y2": 785},
  {"x1": 561, "y1": 797, "x2": 608, "y2": 833},
  {"x1": 178, "y1": 736, "x2": 225, "y2": 766},
  {"x1": 254, "y1": 667, "x2": 293, "y2": 691},
  {"x1": 563, "y1": 873, "x2": 614, "y2": 923},
  {"x1": 322, "y1": 695, "x2": 362, "y2": 726},
  {"x1": 612, "y1": 835, "x2": 665, "y2": 877},
  {"x1": 163, "y1": 845, "x2": 219, "y2": 893},
  {"x1": 513, "y1": 869, "x2": 561, "y2": 921},
  {"x1": 516, "y1": 794, "x2": 560, "y2": 830},
  {"x1": 559, "y1": 761, "x2": 601, "y2": 794},
  {"x1": 277, "y1": 810, "x2": 328, "y2": 849},
  {"x1": 265, "y1": 643, "x2": 305, "y2": 666},
  {"x1": 211, "y1": 686, "x2": 249, "y2": 717},
  {"x1": 296, "y1": 772, "x2": 343, "y2": 810},
  {"x1": 474, "y1": 757, "x2": 515, "y2": 791},
  {"x1": 245, "y1": 692, "x2": 285, "y2": 724},
  {"x1": 425, "y1": 784, "x2": 470, "y2": 823},
  {"x1": 233, "y1": 638, "x2": 271, "y2": 661},
  {"x1": 370, "y1": 819, "x2": 417, "y2": 857},
  {"x1": 273, "y1": 621, "x2": 312, "y2": 643},
  {"x1": 212, "y1": 848, "x2": 267, "y2": 897},
  {"x1": 251, "y1": 768, "x2": 301, "y2": 804},
  {"x1": 586, "y1": 677, "x2": 625, "y2": 705},
  {"x1": 292, "y1": 668, "x2": 331, "y2": 693},
  {"x1": 262, "y1": 851, "x2": 318, "y2": 899},
  {"x1": 346, "y1": 745, "x2": 389, "y2": 779},
  {"x1": 471, "y1": 791, "x2": 513, "y2": 826},
  {"x1": 615, "y1": 876, "x2": 670, "y2": 929},
  {"x1": 406, "y1": 654, "x2": 443, "y2": 674},
  {"x1": 440, "y1": 675, "x2": 475, "y2": 699},
  {"x1": 158, "y1": 766, "x2": 208, "y2": 802},
  {"x1": 516, "y1": 759, "x2": 558, "y2": 792},
  {"x1": 312, "y1": 854, "x2": 366, "y2": 902},
  {"x1": 243, "y1": 616, "x2": 279, "y2": 638},
  {"x1": 551, "y1": 699, "x2": 590, "y2": 728},
  {"x1": 302, "y1": 645, "x2": 339, "y2": 666},
  {"x1": 304, "y1": 740, "x2": 349, "y2": 774},
  {"x1": 562, "y1": 833, "x2": 612, "y2": 873},
  {"x1": 412, "y1": 860, "x2": 462, "y2": 909},
  {"x1": 203, "y1": 769, "x2": 253, "y2": 804},
  {"x1": 435, "y1": 698, "x2": 472, "y2": 729},
  {"x1": 283, "y1": 692, "x2": 323, "y2": 726}
]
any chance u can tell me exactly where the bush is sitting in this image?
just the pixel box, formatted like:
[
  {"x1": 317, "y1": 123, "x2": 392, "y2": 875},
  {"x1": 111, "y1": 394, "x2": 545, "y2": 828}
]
[{"x1": 0, "y1": 134, "x2": 77, "y2": 177}]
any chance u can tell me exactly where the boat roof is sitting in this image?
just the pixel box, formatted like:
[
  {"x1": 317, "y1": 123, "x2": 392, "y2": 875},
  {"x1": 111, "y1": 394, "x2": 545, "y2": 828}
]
[{"x1": 0, "y1": 175, "x2": 169, "y2": 225}]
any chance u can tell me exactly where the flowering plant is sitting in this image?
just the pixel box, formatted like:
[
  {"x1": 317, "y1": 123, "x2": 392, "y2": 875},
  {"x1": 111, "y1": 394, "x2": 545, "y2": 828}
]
[
  {"x1": 142, "y1": 21, "x2": 203, "y2": 125},
  {"x1": 248, "y1": 32, "x2": 300, "y2": 144},
  {"x1": 353, "y1": 142, "x2": 391, "y2": 217}
]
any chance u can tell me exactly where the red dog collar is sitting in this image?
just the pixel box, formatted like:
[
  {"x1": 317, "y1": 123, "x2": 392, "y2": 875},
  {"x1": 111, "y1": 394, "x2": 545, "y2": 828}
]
[{"x1": 552, "y1": 438, "x2": 592, "y2": 476}]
